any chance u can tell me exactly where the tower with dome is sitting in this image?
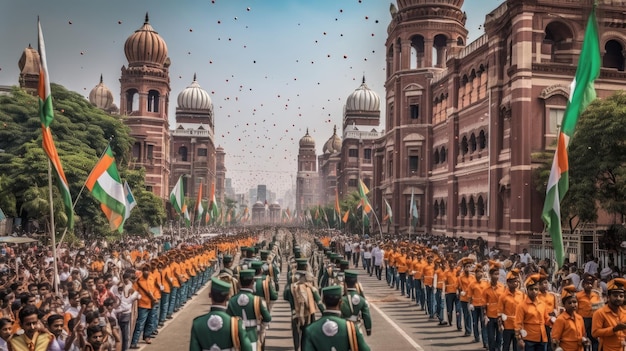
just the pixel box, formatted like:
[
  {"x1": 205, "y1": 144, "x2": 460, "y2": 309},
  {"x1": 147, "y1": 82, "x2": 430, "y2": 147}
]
[
  {"x1": 89, "y1": 75, "x2": 119, "y2": 114},
  {"x1": 317, "y1": 125, "x2": 342, "y2": 205},
  {"x1": 296, "y1": 129, "x2": 319, "y2": 213}
]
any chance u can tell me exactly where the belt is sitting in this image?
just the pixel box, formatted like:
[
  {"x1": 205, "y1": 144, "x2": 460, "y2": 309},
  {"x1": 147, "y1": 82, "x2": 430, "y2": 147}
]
[
  {"x1": 348, "y1": 316, "x2": 361, "y2": 322},
  {"x1": 243, "y1": 320, "x2": 258, "y2": 327}
]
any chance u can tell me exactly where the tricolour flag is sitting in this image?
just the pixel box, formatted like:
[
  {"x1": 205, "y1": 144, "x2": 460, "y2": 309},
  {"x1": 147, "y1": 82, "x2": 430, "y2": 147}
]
[
  {"x1": 358, "y1": 179, "x2": 372, "y2": 213},
  {"x1": 170, "y1": 175, "x2": 186, "y2": 214},
  {"x1": 342, "y1": 209, "x2": 350, "y2": 223},
  {"x1": 410, "y1": 188, "x2": 418, "y2": 227},
  {"x1": 195, "y1": 183, "x2": 204, "y2": 222},
  {"x1": 85, "y1": 146, "x2": 126, "y2": 232},
  {"x1": 38, "y1": 19, "x2": 74, "y2": 229},
  {"x1": 383, "y1": 198, "x2": 393, "y2": 224},
  {"x1": 123, "y1": 181, "x2": 136, "y2": 222},
  {"x1": 209, "y1": 183, "x2": 219, "y2": 223},
  {"x1": 541, "y1": 6, "x2": 601, "y2": 267}
]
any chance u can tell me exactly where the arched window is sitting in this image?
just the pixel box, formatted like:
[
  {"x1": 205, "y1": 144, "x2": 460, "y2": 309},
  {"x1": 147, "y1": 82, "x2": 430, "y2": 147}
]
[
  {"x1": 457, "y1": 37, "x2": 464, "y2": 46},
  {"x1": 459, "y1": 198, "x2": 467, "y2": 217},
  {"x1": 387, "y1": 45, "x2": 394, "y2": 77},
  {"x1": 147, "y1": 90, "x2": 160, "y2": 113},
  {"x1": 440, "y1": 146, "x2": 447, "y2": 163},
  {"x1": 433, "y1": 150, "x2": 440, "y2": 164},
  {"x1": 603, "y1": 40, "x2": 625, "y2": 71},
  {"x1": 126, "y1": 89, "x2": 138, "y2": 113},
  {"x1": 477, "y1": 196, "x2": 485, "y2": 216},
  {"x1": 468, "y1": 197, "x2": 476, "y2": 217},
  {"x1": 469, "y1": 133, "x2": 477, "y2": 152},
  {"x1": 544, "y1": 21, "x2": 574, "y2": 63},
  {"x1": 478, "y1": 130, "x2": 487, "y2": 150},
  {"x1": 179, "y1": 146, "x2": 188, "y2": 162},
  {"x1": 433, "y1": 200, "x2": 439, "y2": 218},
  {"x1": 461, "y1": 136, "x2": 469, "y2": 155},
  {"x1": 410, "y1": 35, "x2": 425, "y2": 69},
  {"x1": 440, "y1": 200, "x2": 446, "y2": 216},
  {"x1": 433, "y1": 34, "x2": 448, "y2": 67}
]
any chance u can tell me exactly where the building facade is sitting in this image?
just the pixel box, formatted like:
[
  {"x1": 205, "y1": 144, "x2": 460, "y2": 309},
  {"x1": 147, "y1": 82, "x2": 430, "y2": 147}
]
[
  {"x1": 371, "y1": 0, "x2": 626, "y2": 252},
  {"x1": 296, "y1": 129, "x2": 320, "y2": 213}
]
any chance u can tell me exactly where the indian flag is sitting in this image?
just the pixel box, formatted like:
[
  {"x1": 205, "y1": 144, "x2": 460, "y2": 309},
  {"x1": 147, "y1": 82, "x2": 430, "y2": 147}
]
[
  {"x1": 38, "y1": 19, "x2": 74, "y2": 229},
  {"x1": 209, "y1": 182, "x2": 219, "y2": 222},
  {"x1": 383, "y1": 198, "x2": 393, "y2": 224},
  {"x1": 358, "y1": 179, "x2": 372, "y2": 213},
  {"x1": 195, "y1": 182, "x2": 204, "y2": 223},
  {"x1": 541, "y1": 7, "x2": 601, "y2": 267},
  {"x1": 85, "y1": 146, "x2": 126, "y2": 232},
  {"x1": 170, "y1": 175, "x2": 186, "y2": 215}
]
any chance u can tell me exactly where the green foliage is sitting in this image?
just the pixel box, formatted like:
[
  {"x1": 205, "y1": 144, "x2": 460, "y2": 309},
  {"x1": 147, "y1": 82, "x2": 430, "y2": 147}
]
[{"x1": 0, "y1": 84, "x2": 164, "y2": 237}]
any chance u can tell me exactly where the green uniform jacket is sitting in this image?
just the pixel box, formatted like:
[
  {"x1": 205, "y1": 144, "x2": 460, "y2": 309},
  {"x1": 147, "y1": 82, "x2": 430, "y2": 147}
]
[
  {"x1": 227, "y1": 289, "x2": 272, "y2": 342},
  {"x1": 302, "y1": 311, "x2": 371, "y2": 351},
  {"x1": 341, "y1": 288, "x2": 372, "y2": 333},
  {"x1": 189, "y1": 307, "x2": 253, "y2": 351},
  {"x1": 253, "y1": 276, "x2": 278, "y2": 303},
  {"x1": 283, "y1": 281, "x2": 325, "y2": 313}
]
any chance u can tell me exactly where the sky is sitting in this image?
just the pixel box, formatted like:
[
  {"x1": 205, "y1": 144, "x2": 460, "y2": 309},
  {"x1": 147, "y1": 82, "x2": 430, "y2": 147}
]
[{"x1": 0, "y1": 0, "x2": 505, "y2": 198}]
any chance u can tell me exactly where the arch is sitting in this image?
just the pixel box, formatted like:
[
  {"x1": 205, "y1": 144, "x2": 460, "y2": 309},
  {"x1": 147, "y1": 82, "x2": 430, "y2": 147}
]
[
  {"x1": 539, "y1": 85, "x2": 569, "y2": 100},
  {"x1": 126, "y1": 88, "x2": 139, "y2": 113},
  {"x1": 387, "y1": 44, "x2": 394, "y2": 76},
  {"x1": 403, "y1": 133, "x2": 425, "y2": 142},
  {"x1": 433, "y1": 150, "x2": 440, "y2": 164},
  {"x1": 469, "y1": 133, "x2": 477, "y2": 152},
  {"x1": 433, "y1": 34, "x2": 449, "y2": 67},
  {"x1": 433, "y1": 200, "x2": 439, "y2": 218},
  {"x1": 410, "y1": 34, "x2": 425, "y2": 69},
  {"x1": 457, "y1": 36, "x2": 464, "y2": 46},
  {"x1": 440, "y1": 199, "x2": 446, "y2": 216},
  {"x1": 468, "y1": 196, "x2": 476, "y2": 217},
  {"x1": 440, "y1": 146, "x2": 447, "y2": 163},
  {"x1": 459, "y1": 197, "x2": 467, "y2": 217},
  {"x1": 478, "y1": 130, "x2": 487, "y2": 150},
  {"x1": 477, "y1": 196, "x2": 485, "y2": 216},
  {"x1": 460, "y1": 135, "x2": 469, "y2": 155},
  {"x1": 603, "y1": 39, "x2": 625, "y2": 71},
  {"x1": 544, "y1": 21, "x2": 575, "y2": 63},
  {"x1": 179, "y1": 146, "x2": 188, "y2": 162},
  {"x1": 147, "y1": 90, "x2": 160, "y2": 113},
  {"x1": 469, "y1": 69, "x2": 477, "y2": 82},
  {"x1": 461, "y1": 74, "x2": 469, "y2": 86}
]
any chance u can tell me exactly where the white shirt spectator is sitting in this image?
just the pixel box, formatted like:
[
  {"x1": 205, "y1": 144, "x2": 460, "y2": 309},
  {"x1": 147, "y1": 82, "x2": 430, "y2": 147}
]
[
  {"x1": 584, "y1": 259, "x2": 599, "y2": 275},
  {"x1": 344, "y1": 242, "x2": 352, "y2": 253},
  {"x1": 520, "y1": 251, "x2": 533, "y2": 264},
  {"x1": 372, "y1": 247, "x2": 384, "y2": 266}
]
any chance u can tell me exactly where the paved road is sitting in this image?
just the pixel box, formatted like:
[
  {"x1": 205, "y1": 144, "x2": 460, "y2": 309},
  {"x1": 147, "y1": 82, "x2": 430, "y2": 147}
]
[{"x1": 142, "y1": 262, "x2": 487, "y2": 351}]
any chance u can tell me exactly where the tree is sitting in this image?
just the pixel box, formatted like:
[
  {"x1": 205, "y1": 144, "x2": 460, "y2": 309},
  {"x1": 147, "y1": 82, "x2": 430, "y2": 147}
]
[
  {"x1": 0, "y1": 84, "x2": 164, "y2": 237},
  {"x1": 533, "y1": 92, "x2": 626, "y2": 230}
]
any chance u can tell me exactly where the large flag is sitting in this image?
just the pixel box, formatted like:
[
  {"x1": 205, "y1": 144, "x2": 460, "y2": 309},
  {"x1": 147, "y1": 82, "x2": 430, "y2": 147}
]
[
  {"x1": 123, "y1": 181, "x2": 137, "y2": 222},
  {"x1": 358, "y1": 179, "x2": 372, "y2": 213},
  {"x1": 170, "y1": 175, "x2": 186, "y2": 214},
  {"x1": 38, "y1": 19, "x2": 74, "y2": 229},
  {"x1": 541, "y1": 7, "x2": 601, "y2": 267},
  {"x1": 410, "y1": 188, "x2": 419, "y2": 227},
  {"x1": 334, "y1": 188, "x2": 342, "y2": 218},
  {"x1": 195, "y1": 183, "x2": 204, "y2": 222},
  {"x1": 85, "y1": 146, "x2": 126, "y2": 232},
  {"x1": 208, "y1": 183, "x2": 219, "y2": 222},
  {"x1": 383, "y1": 198, "x2": 393, "y2": 224}
]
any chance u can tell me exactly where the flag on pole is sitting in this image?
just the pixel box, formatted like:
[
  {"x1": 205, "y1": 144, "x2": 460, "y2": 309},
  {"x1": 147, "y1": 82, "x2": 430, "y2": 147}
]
[
  {"x1": 195, "y1": 183, "x2": 204, "y2": 222},
  {"x1": 170, "y1": 175, "x2": 186, "y2": 215},
  {"x1": 342, "y1": 209, "x2": 350, "y2": 223},
  {"x1": 38, "y1": 19, "x2": 74, "y2": 229},
  {"x1": 410, "y1": 188, "x2": 419, "y2": 227},
  {"x1": 123, "y1": 181, "x2": 137, "y2": 222},
  {"x1": 541, "y1": 6, "x2": 601, "y2": 267},
  {"x1": 209, "y1": 183, "x2": 219, "y2": 223},
  {"x1": 383, "y1": 198, "x2": 393, "y2": 224},
  {"x1": 334, "y1": 188, "x2": 342, "y2": 218},
  {"x1": 358, "y1": 179, "x2": 372, "y2": 213},
  {"x1": 85, "y1": 146, "x2": 126, "y2": 232}
]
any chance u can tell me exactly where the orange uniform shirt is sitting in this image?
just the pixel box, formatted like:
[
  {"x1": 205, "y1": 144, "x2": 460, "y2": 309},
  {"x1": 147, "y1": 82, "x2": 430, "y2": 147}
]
[
  {"x1": 434, "y1": 268, "x2": 445, "y2": 290},
  {"x1": 552, "y1": 311, "x2": 585, "y2": 351},
  {"x1": 484, "y1": 282, "x2": 506, "y2": 318},
  {"x1": 445, "y1": 269, "x2": 459, "y2": 294},
  {"x1": 396, "y1": 254, "x2": 408, "y2": 274},
  {"x1": 412, "y1": 259, "x2": 424, "y2": 280},
  {"x1": 458, "y1": 274, "x2": 477, "y2": 302},
  {"x1": 576, "y1": 290, "x2": 602, "y2": 319},
  {"x1": 514, "y1": 296, "x2": 550, "y2": 342},
  {"x1": 498, "y1": 288, "x2": 525, "y2": 330},
  {"x1": 423, "y1": 263, "x2": 435, "y2": 287},
  {"x1": 537, "y1": 291, "x2": 557, "y2": 316},
  {"x1": 591, "y1": 305, "x2": 626, "y2": 351},
  {"x1": 468, "y1": 280, "x2": 489, "y2": 307}
]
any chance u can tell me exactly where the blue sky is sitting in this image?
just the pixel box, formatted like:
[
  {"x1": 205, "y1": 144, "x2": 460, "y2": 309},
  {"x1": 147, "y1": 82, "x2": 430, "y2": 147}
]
[{"x1": 0, "y1": 0, "x2": 504, "y2": 197}]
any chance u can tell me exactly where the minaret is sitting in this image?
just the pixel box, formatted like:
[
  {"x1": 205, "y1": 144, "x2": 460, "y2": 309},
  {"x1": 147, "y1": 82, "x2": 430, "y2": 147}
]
[{"x1": 296, "y1": 129, "x2": 318, "y2": 212}]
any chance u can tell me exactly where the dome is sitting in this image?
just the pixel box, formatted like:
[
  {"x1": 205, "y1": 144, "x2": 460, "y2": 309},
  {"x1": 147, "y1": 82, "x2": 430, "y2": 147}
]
[
  {"x1": 299, "y1": 129, "x2": 315, "y2": 148},
  {"x1": 124, "y1": 13, "x2": 168, "y2": 67},
  {"x1": 177, "y1": 74, "x2": 212, "y2": 110},
  {"x1": 89, "y1": 75, "x2": 114, "y2": 110},
  {"x1": 18, "y1": 44, "x2": 40, "y2": 75},
  {"x1": 345, "y1": 77, "x2": 380, "y2": 112},
  {"x1": 396, "y1": 0, "x2": 464, "y2": 11},
  {"x1": 323, "y1": 125, "x2": 342, "y2": 154}
]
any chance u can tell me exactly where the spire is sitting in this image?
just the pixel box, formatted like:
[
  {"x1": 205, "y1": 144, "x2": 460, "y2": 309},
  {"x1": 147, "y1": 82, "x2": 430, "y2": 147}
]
[
  {"x1": 305, "y1": 128, "x2": 309, "y2": 135},
  {"x1": 333, "y1": 125, "x2": 337, "y2": 135},
  {"x1": 362, "y1": 75, "x2": 366, "y2": 84},
  {"x1": 99, "y1": 74, "x2": 103, "y2": 84},
  {"x1": 144, "y1": 12, "x2": 149, "y2": 24},
  {"x1": 193, "y1": 72, "x2": 197, "y2": 81}
]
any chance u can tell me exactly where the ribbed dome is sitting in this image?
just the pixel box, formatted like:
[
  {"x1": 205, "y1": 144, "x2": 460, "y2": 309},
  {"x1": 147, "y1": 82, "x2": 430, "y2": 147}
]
[
  {"x1": 124, "y1": 13, "x2": 168, "y2": 67},
  {"x1": 346, "y1": 77, "x2": 380, "y2": 112},
  {"x1": 18, "y1": 44, "x2": 40, "y2": 75},
  {"x1": 89, "y1": 75, "x2": 114, "y2": 110},
  {"x1": 396, "y1": 0, "x2": 464, "y2": 10},
  {"x1": 177, "y1": 74, "x2": 212, "y2": 110},
  {"x1": 299, "y1": 129, "x2": 315, "y2": 148},
  {"x1": 323, "y1": 125, "x2": 342, "y2": 154}
]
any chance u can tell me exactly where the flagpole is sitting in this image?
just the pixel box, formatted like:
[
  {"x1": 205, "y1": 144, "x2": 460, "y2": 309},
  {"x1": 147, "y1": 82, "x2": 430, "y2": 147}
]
[
  {"x1": 47, "y1": 158, "x2": 60, "y2": 295},
  {"x1": 370, "y1": 207, "x2": 384, "y2": 241}
]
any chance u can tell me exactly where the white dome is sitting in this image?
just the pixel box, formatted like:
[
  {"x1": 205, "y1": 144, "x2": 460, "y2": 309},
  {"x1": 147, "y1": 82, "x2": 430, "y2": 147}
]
[
  {"x1": 177, "y1": 74, "x2": 212, "y2": 110},
  {"x1": 346, "y1": 77, "x2": 380, "y2": 112},
  {"x1": 89, "y1": 75, "x2": 114, "y2": 110}
]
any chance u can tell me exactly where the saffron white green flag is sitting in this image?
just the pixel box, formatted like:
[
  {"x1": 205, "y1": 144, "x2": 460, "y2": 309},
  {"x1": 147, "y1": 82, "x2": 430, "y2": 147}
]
[
  {"x1": 170, "y1": 175, "x2": 186, "y2": 215},
  {"x1": 123, "y1": 181, "x2": 136, "y2": 225},
  {"x1": 85, "y1": 146, "x2": 126, "y2": 232}
]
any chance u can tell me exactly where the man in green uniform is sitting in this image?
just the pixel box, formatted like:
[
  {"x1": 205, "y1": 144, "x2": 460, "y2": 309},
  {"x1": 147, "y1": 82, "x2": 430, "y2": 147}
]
[
  {"x1": 251, "y1": 261, "x2": 278, "y2": 308},
  {"x1": 340, "y1": 270, "x2": 372, "y2": 337},
  {"x1": 189, "y1": 277, "x2": 252, "y2": 351},
  {"x1": 302, "y1": 285, "x2": 371, "y2": 351},
  {"x1": 227, "y1": 269, "x2": 272, "y2": 351},
  {"x1": 217, "y1": 254, "x2": 239, "y2": 296},
  {"x1": 284, "y1": 258, "x2": 325, "y2": 351},
  {"x1": 260, "y1": 250, "x2": 280, "y2": 292}
]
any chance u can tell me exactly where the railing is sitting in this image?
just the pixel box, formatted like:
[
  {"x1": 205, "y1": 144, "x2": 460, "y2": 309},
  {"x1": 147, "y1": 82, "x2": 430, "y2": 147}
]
[{"x1": 457, "y1": 34, "x2": 489, "y2": 60}]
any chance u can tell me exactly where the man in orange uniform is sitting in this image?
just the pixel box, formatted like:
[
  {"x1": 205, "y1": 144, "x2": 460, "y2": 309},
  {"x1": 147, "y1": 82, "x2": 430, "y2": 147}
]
[
  {"x1": 423, "y1": 255, "x2": 435, "y2": 318},
  {"x1": 396, "y1": 248, "x2": 409, "y2": 297},
  {"x1": 484, "y1": 261, "x2": 505, "y2": 351},
  {"x1": 434, "y1": 259, "x2": 446, "y2": 324},
  {"x1": 458, "y1": 257, "x2": 476, "y2": 336},
  {"x1": 577, "y1": 274, "x2": 601, "y2": 351},
  {"x1": 552, "y1": 285, "x2": 588, "y2": 351},
  {"x1": 468, "y1": 264, "x2": 489, "y2": 347},
  {"x1": 537, "y1": 273, "x2": 558, "y2": 351},
  {"x1": 130, "y1": 265, "x2": 157, "y2": 349},
  {"x1": 444, "y1": 259, "x2": 460, "y2": 329},
  {"x1": 498, "y1": 269, "x2": 524, "y2": 351},
  {"x1": 515, "y1": 273, "x2": 552, "y2": 351},
  {"x1": 592, "y1": 278, "x2": 626, "y2": 351}
]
